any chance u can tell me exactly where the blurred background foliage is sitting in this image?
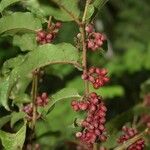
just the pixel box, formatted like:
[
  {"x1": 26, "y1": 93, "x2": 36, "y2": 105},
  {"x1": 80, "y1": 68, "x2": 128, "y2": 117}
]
[{"x1": 0, "y1": 0, "x2": 150, "y2": 149}]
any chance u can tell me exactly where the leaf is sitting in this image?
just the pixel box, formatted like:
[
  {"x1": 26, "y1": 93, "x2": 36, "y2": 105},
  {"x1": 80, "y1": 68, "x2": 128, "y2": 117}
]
[
  {"x1": 24, "y1": 0, "x2": 80, "y2": 21},
  {"x1": 0, "y1": 12, "x2": 42, "y2": 35},
  {"x1": 0, "y1": 76, "x2": 17, "y2": 110},
  {"x1": 90, "y1": 85, "x2": 125, "y2": 99},
  {"x1": 13, "y1": 33, "x2": 38, "y2": 51},
  {"x1": 0, "y1": 0, "x2": 20, "y2": 12},
  {"x1": 10, "y1": 112, "x2": 26, "y2": 128},
  {"x1": 1, "y1": 43, "x2": 80, "y2": 107},
  {"x1": 86, "y1": 4, "x2": 95, "y2": 20},
  {"x1": 2, "y1": 55, "x2": 26, "y2": 75},
  {"x1": 0, "y1": 115, "x2": 11, "y2": 129},
  {"x1": 0, "y1": 124, "x2": 26, "y2": 150},
  {"x1": 66, "y1": 77, "x2": 124, "y2": 98},
  {"x1": 38, "y1": 88, "x2": 81, "y2": 116},
  {"x1": 106, "y1": 104, "x2": 150, "y2": 134},
  {"x1": 93, "y1": 0, "x2": 109, "y2": 9}
]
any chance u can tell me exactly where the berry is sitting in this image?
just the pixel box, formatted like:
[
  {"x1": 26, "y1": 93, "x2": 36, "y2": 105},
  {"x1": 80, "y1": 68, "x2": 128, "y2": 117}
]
[
  {"x1": 55, "y1": 22, "x2": 62, "y2": 28},
  {"x1": 71, "y1": 93, "x2": 107, "y2": 148},
  {"x1": 82, "y1": 67, "x2": 110, "y2": 89},
  {"x1": 36, "y1": 22, "x2": 62, "y2": 45},
  {"x1": 85, "y1": 24, "x2": 106, "y2": 51},
  {"x1": 36, "y1": 92, "x2": 49, "y2": 107},
  {"x1": 117, "y1": 126, "x2": 145, "y2": 150}
]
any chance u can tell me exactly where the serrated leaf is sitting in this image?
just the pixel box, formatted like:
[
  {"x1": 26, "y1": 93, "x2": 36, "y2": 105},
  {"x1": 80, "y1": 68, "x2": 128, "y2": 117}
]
[
  {"x1": 0, "y1": 12, "x2": 42, "y2": 35},
  {"x1": 1, "y1": 43, "x2": 80, "y2": 106},
  {"x1": 2, "y1": 55, "x2": 26, "y2": 75},
  {"x1": 38, "y1": 88, "x2": 81, "y2": 116},
  {"x1": 0, "y1": 115, "x2": 11, "y2": 129},
  {"x1": 0, "y1": 124, "x2": 26, "y2": 150},
  {"x1": 13, "y1": 33, "x2": 37, "y2": 51},
  {"x1": 10, "y1": 112, "x2": 26, "y2": 128},
  {"x1": 24, "y1": 0, "x2": 80, "y2": 21},
  {"x1": 0, "y1": 76, "x2": 17, "y2": 110},
  {"x1": 0, "y1": 0, "x2": 20, "y2": 12}
]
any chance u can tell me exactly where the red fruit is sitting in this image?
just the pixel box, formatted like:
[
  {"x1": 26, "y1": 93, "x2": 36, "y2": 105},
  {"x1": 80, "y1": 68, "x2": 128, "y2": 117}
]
[
  {"x1": 99, "y1": 135, "x2": 107, "y2": 142},
  {"x1": 100, "y1": 68, "x2": 108, "y2": 76},
  {"x1": 89, "y1": 92, "x2": 97, "y2": 98},
  {"x1": 37, "y1": 31, "x2": 46, "y2": 39},
  {"x1": 93, "y1": 83, "x2": 99, "y2": 89},
  {"x1": 89, "y1": 76, "x2": 95, "y2": 83},
  {"x1": 41, "y1": 92, "x2": 48, "y2": 99},
  {"x1": 46, "y1": 33, "x2": 53, "y2": 40},
  {"x1": 71, "y1": 100, "x2": 77, "y2": 106},
  {"x1": 95, "y1": 129, "x2": 101, "y2": 135},
  {"x1": 55, "y1": 22, "x2": 62, "y2": 28},
  {"x1": 90, "y1": 105, "x2": 96, "y2": 112},
  {"x1": 85, "y1": 24, "x2": 93, "y2": 33},
  {"x1": 103, "y1": 77, "x2": 110, "y2": 83},
  {"x1": 88, "y1": 67, "x2": 95, "y2": 74},
  {"x1": 72, "y1": 104, "x2": 79, "y2": 111}
]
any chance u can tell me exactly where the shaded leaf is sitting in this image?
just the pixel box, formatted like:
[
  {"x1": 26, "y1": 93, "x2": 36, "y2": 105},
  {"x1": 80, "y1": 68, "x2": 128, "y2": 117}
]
[
  {"x1": 0, "y1": 124, "x2": 26, "y2": 150},
  {"x1": 106, "y1": 104, "x2": 150, "y2": 134},
  {"x1": 0, "y1": 0, "x2": 20, "y2": 12},
  {"x1": 2, "y1": 55, "x2": 26, "y2": 75},
  {"x1": 10, "y1": 112, "x2": 26, "y2": 128},
  {"x1": 1, "y1": 43, "x2": 80, "y2": 106},
  {"x1": 0, "y1": 115, "x2": 11, "y2": 129},
  {"x1": 0, "y1": 76, "x2": 17, "y2": 110}
]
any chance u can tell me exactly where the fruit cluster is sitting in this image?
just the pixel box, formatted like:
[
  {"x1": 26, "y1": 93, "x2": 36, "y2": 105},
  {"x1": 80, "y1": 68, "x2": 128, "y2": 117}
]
[
  {"x1": 140, "y1": 93, "x2": 150, "y2": 129},
  {"x1": 117, "y1": 126, "x2": 145, "y2": 150},
  {"x1": 36, "y1": 92, "x2": 49, "y2": 107},
  {"x1": 85, "y1": 24, "x2": 106, "y2": 51},
  {"x1": 36, "y1": 22, "x2": 62, "y2": 45},
  {"x1": 23, "y1": 92, "x2": 49, "y2": 121},
  {"x1": 71, "y1": 92, "x2": 107, "y2": 147},
  {"x1": 82, "y1": 67, "x2": 109, "y2": 89}
]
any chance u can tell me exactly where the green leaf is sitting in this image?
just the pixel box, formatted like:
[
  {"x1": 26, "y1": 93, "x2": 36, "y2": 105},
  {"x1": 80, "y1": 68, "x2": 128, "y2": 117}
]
[
  {"x1": 0, "y1": 115, "x2": 11, "y2": 129},
  {"x1": 0, "y1": 76, "x2": 17, "y2": 110},
  {"x1": 90, "y1": 85, "x2": 125, "y2": 99},
  {"x1": 66, "y1": 77, "x2": 124, "y2": 99},
  {"x1": 2, "y1": 43, "x2": 80, "y2": 106},
  {"x1": 93, "y1": 0, "x2": 109, "y2": 9},
  {"x1": 0, "y1": 12, "x2": 42, "y2": 35},
  {"x1": 10, "y1": 112, "x2": 26, "y2": 128},
  {"x1": 106, "y1": 104, "x2": 150, "y2": 134},
  {"x1": 0, "y1": 124, "x2": 26, "y2": 150},
  {"x1": 0, "y1": 0, "x2": 20, "y2": 12},
  {"x1": 13, "y1": 33, "x2": 38, "y2": 51},
  {"x1": 24, "y1": 0, "x2": 80, "y2": 21},
  {"x1": 2, "y1": 55, "x2": 26, "y2": 75},
  {"x1": 38, "y1": 88, "x2": 81, "y2": 116},
  {"x1": 86, "y1": 4, "x2": 95, "y2": 20}
]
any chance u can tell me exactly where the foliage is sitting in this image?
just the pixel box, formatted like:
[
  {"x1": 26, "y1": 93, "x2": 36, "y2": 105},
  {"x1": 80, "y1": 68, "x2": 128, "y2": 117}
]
[{"x1": 0, "y1": 0, "x2": 149, "y2": 150}]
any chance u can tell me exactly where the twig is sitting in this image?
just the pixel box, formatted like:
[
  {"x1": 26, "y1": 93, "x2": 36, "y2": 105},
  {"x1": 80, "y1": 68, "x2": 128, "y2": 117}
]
[{"x1": 80, "y1": 0, "x2": 92, "y2": 94}]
